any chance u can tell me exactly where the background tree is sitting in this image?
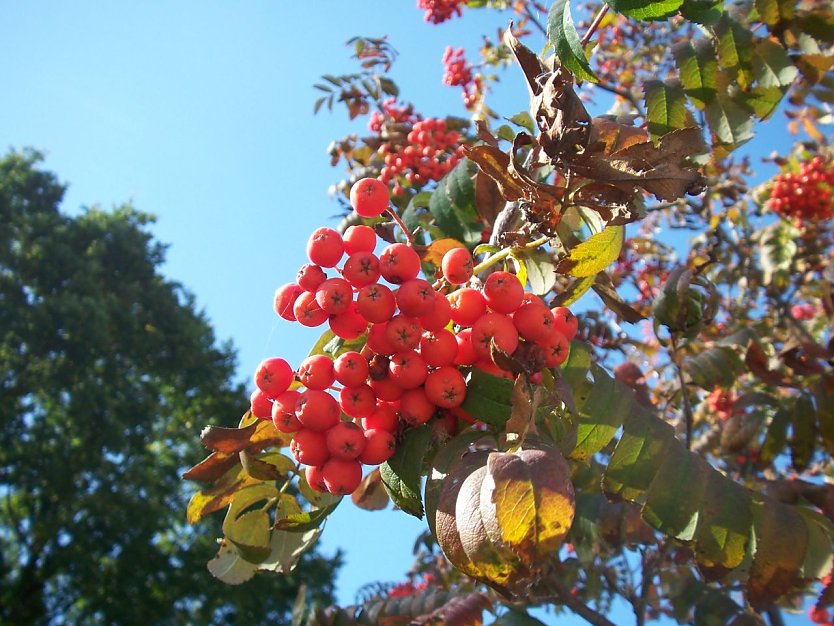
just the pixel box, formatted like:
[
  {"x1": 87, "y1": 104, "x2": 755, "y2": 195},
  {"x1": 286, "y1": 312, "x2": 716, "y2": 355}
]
[{"x1": 0, "y1": 149, "x2": 340, "y2": 626}]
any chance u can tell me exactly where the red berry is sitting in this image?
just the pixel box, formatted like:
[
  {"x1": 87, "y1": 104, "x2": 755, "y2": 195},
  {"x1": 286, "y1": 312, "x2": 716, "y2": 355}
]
[
  {"x1": 333, "y1": 351, "x2": 370, "y2": 387},
  {"x1": 350, "y1": 178, "x2": 390, "y2": 218},
  {"x1": 291, "y1": 429, "x2": 330, "y2": 466},
  {"x1": 305, "y1": 464, "x2": 328, "y2": 492},
  {"x1": 295, "y1": 389, "x2": 340, "y2": 431},
  {"x1": 293, "y1": 291, "x2": 329, "y2": 327},
  {"x1": 453, "y1": 327, "x2": 478, "y2": 365},
  {"x1": 540, "y1": 330, "x2": 570, "y2": 367},
  {"x1": 274, "y1": 283, "x2": 303, "y2": 321},
  {"x1": 483, "y1": 271, "x2": 524, "y2": 314},
  {"x1": 357, "y1": 283, "x2": 397, "y2": 324},
  {"x1": 339, "y1": 384, "x2": 377, "y2": 418},
  {"x1": 298, "y1": 354, "x2": 335, "y2": 390},
  {"x1": 386, "y1": 315, "x2": 423, "y2": 351},
  {"x1": 471, "y1": 313, "x2": 519, "y2": 360},
  {"x1": 420, "y1": 329, "x2": 458, "y2": 367},
  {"x1": 389, "y1": 350, "x2": 429, "y2": 389},
  {"x1": 448, "y1": 288, "x2": 487, "y2": 327},
  {"x1": 513, "y1": 303, "x2": 555, "y2": 342},
  {"x1": 343, "y1": 251, "x2": 381, "y2": 288},
  {"x1": 400, "y1": 388, "x2": 436, "y2": 426},
  {"x1": 322, "y1": 458, "x2": 363, "y2": 494},
  {"x1": 315, "y1": 277, "x2": 353, "y2": 315},
  {"x1": 329, "y1": 303, "x2": 368, "y2": 340},
  {"x1": 360, "y1": 428, "x2": 397, "y2": 465},
  {"x1": 420, "y1": 289, "x2": 453, "y2": 331},
  {"x1": 551, "y1": 307, "x2": 578, "y2": 341},
  {"x1": 396, "y1": 279, "x2": 436, "y2": 317},
  {"x1": 362, "y1": 403, "x2": 399, "y2": 432},
  {"x1": 254, "y1": 356, "x2": 293, "y2": 398},
  {"x1": 326, "y1": 421, "x2": 367, "y2": 460},
  {"x1": 249, "y1": 388, "x2": 273, "y2": 420},
  {"x1": 424, "y1": 366, "x2": 467, "y2": 408},
  {"x1": 272, "y1": 390, "x2": 302, "y2": 432},
  {"x1": 307, "y1": 227, "x2": 344, "y2": 267},
  {"x1": 441, "y1": 247, "x2": 474, "y2": 284},
  {"x1": 297, "y1": 264, "x2": 327, "y2": 292},
  {"x1": 379, "y1": 243, "x2": 421, "y2": 284},
  {"x1": 367, "y1": 322, "x2": 398, "y2": 356},
  {"x1": 343, "y1": 224, "x2": 378, "y2": 255},
  {"x1": 369, "y1": 375, "x2": 404, "y2": 402}
]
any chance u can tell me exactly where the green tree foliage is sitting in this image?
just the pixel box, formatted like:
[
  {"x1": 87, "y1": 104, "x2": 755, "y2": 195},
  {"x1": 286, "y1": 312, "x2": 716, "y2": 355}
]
[{"x1": 0, "y1": 150, "x2": 340, "y2": 625}]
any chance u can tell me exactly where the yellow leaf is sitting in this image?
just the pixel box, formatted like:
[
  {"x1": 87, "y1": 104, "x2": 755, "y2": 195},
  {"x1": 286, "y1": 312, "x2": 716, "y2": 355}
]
[{"x1": 556, "y1": 225, "x2": 624, "y2": 277}]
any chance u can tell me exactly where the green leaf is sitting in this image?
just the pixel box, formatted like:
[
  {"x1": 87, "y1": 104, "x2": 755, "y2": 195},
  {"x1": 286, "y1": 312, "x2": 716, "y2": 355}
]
[
  {"x1": 684, "y1": 346, "x2": 744, "y2": 389},
  {"x1": 680, "y1": 0, "x2": 723, "y2": 25},
  {"x1": 607, "y1": 0, "x2": 683, "y2": 21},
  {"x1": 673, "y1": 39, "x2": 719, "y2": 109},
  {"x1": 460, "y1": 368, "x2": 516, "y2": 428},
  {"x1": 380, "y1": 424, "x2": 433, "y2": 518},
  {"x1": 757, "y1": 221, "x2": 798, "y2": 286},
  {"x1": 428, "y1": 159, "x2": 482, "y2": 246},
  {"x1": 553, "y1": 274, "x2": 596, "y2": 306},
  {"x1": 790, "y1": 393, "x2": 816, "y2": 471},
  {"x1": 760, "y1": 405, "x2": 790, "y2": 465},
  {"x1": 644, "y1": 79, "x2": 694, "y2": 140},
  {"x1": 754, "y1": 0, "x2": 780, "y2": 26},
  {"x1": 643, "y1": 449, "x2": 710, "y2": 541},
  {"x1": 753, "y1": 39, "x2": 798, "y2": 89},
  {"x1": 711, "y1": 14, "x2": 755, "y2": 90},
  {"x1": 556, "y1": 225, "x2": 624, "y2": 278},
  {"x1": 225, "y1": 510, "x2": 271, "y2": 563},
  {"x1": 521, "y1": 249, "x2": 557, "y2": 295},
  {"x1": 570, "y1": 366, "x2": 634, "y2": 462},
  {"x1": 546, "y1": 0, "x2": 599, "y2": 83},
  {"x1": 704, "y1": 80, "x2": 756, "y2": 151},
  {"x1": 746, "y1": 86, "x2": 786, "y2": 120},
  {"x1": 276, "y1": 495, "x2": 342, "y2": 532},
  {"x1": 207, "y1": 539, "x2": 257, "y2": 585},
  {"x1": 258, "y1": 528, "x2": 322, "y2": 575},
  {"x1": 508, "y1": 111, "x2": 536, "y2": 134},
  {"x1": 491, "y1": 608, "x2": 548, "y2": 625}
]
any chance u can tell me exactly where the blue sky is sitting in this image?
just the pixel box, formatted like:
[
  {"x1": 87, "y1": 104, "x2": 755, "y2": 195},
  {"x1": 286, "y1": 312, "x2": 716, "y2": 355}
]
[{"x1": 0, "y1": 1, "x2": 807, "y2": 622}]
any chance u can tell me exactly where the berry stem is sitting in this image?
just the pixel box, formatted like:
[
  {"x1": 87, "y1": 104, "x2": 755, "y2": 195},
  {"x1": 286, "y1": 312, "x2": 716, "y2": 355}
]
[
  {"x1": 386, "y1": 207, "x2": 416, "y2": 246},
  {"x1": 472, "y1": 235, "x2": 550, "y2": 276}
]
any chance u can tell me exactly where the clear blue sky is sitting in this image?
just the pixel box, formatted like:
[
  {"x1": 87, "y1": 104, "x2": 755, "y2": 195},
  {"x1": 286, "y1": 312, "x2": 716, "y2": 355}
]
[{"x1": 0, "y1": 2, "x2": 804, "y2": 623}]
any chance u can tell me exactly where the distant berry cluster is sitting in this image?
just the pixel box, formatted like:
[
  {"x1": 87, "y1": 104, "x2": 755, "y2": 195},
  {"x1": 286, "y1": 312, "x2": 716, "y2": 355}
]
[
  {"x1": 768, "y1": 156, "x2": 834, "y2": 222},
  {"x1": 441, "y1": 46, "x2": 482, "y2": 109},
  {"x1": 250, "y1": 179, "x2": 577, "y2": 495},
  {"x1": 417, "y1": 0, "x2": 465, "y2": 24}
]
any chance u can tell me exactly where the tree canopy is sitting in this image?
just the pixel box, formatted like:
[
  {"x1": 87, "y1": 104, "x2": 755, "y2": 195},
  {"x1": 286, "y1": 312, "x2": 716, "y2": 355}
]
[{"x1": 0, "y1": 149, "x2": 340, "y2": 625}]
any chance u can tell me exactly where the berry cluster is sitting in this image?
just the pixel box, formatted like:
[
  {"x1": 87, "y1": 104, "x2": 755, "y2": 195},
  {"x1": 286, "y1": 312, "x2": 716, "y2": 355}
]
[
  {"x1": 417, "y1": 0, "x2": 465, "y2": 24},
  {"x1": 792, "y1": 303, "x2": 818, "y2": 321},
  {"x1": 367, "y1": 99, "x2": 419, "y2": 134},
  {"x1": 705, "y1": 387, "x2": 735, "y2": 422},
  {"x1": 441, "y1": 46, "x2": 483, "y2": 110},
  {"x1": 252, "y1": 179, "x2": 577, "y2": 495},
  {"x1": 768, "y1": 156, "x2": 834, "y2": 222},
  {"x1": 378, "y1": 117, "x2": 465, "y2": 194}
]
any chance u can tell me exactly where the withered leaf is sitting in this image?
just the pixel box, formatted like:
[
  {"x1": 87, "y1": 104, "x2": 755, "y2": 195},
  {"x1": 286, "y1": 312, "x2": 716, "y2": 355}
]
[
  {"x1": 182, "y1": 450, "x2": 240, "y2": 482},
  {"x1": 534, "y1": 68, "x2": 592, "y2": 161},
  {"x1": 200, "y1": 421, "x2": 259, "y2": 454},
  {"x1": 592, "y1": 274, "x2": 647, "y2": 323},
  {"x1": 352, "y1": 468, "x2": 390, "y2": 511},
  {"x1": 505, "y1": 28, "x2": 546, "y2": 99}
]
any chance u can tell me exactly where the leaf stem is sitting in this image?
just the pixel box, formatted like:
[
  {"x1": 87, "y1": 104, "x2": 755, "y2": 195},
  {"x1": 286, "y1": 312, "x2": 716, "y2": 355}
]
[
  {"x1": 472, "y1": 235, "x2": 551, "y2": 276},
  {"x1": 669, "y1": 334, "x2": 694, "y2": 449},
  {"x1": 580, "y1": 4, "x2": 609, "y2": 46},
  {"x1": 386, "y1": 207, "x2": 415, "y2": 246}
]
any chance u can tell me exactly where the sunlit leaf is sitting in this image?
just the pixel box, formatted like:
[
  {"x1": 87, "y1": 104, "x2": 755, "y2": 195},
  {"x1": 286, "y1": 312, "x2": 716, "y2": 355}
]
[
  {"x1": 546, "y1": 0, "x2": 598, "y2": 83},
  {"x1": 380, "y1": 424, "x2": 433, "y2": 518},
  {"x1": 556, "y1": 225, "x2": 624, "y2": 278},
  {"x1": 608, "y1": 0, "x2": 683, "y2": 21},
  {"x1": 644, "y1": 79, "x2": 695, "y2": 140},
  {"x1": 207, "y1": 539, "x2": 257, "y2": 585}
]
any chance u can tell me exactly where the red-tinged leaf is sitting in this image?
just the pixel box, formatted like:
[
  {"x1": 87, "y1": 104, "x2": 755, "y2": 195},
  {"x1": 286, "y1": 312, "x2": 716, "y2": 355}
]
[
  {"x1": 187, "y1": 465, "x2": 257, "y2": 525},
  {"x1": 182, "y1": 450, "x2": 239, "y2": 482},
  {"x1": 200, "y1": 421, "x2": 259, "y2": 453},
  {"x1": 463, "y1": 145, "x2": 527, "y2": 201},
  {"x1": 411, "y1": 592, "x2": 493, "y2": 626}
]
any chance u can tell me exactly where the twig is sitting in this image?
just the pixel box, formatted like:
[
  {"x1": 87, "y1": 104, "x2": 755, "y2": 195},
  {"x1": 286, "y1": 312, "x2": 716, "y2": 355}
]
[
  {"x1": 581, "y1": 5, "x2": 609, "y2": 46},
  {"x1": 523, "y1": 2, "x2": 549, "y2": 37},
  {"x1": 473, "y1": 234, "x2": 551, "y2": 276},
  {"x1": 669, "y1": 334, "x2": 694, "y2": 449},
  {"x1": 386, "y1": 207, "x2": 415, "y2": 246}
]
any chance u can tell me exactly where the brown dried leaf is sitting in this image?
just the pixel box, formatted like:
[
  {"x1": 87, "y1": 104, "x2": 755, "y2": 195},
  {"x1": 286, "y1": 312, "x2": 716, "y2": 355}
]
[
  {"x1": 504, "y1": 29, "x2": 545, "y2": 99},
  {"x1": 592, "y1": 274, "x2": 646, "y2": 323},
  {"x1": 534, "y1": 69, "x2": 592, "y2": 161},
  {"x1": 474, "y1": 170, "x2": 504, "y2": 229},
  {"x1": 200, "y1": 421, "x2": 259, "y2": 454},
  {"x1": 463, "y1": 145, "x2": 526, "y2": 201},
  {"x1": 352, "y1": 468, "x2": 390, "y2": 511},
  {"x1": 182, "y1": 451, "x2": 239, "y2": 482},
  {"x1": 412, "y1": 592, "x2": 493, "y2": 626}
]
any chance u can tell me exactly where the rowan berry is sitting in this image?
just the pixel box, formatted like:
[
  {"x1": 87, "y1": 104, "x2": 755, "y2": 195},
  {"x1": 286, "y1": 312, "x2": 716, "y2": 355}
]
[
  {"x1": 272, "y1": 390, "x2": 302, "y2": 433},
  {"x1": 305, "y1": 464, "x2": 328, "y2": 492},
  {"x1": 389, "y1": 350, "x2": 429, "y2": 389},
  {"x1": 297, "y1": 264, "x2": 327, "y2": 292},
  {"x1": 315, "y1": 277, "x2": 353, "y2": 315},
  {"x1": 367, "y1": 322, "x2": 398, "y2": 356},
  {"x1": 379, "y1": 243, "x2": 421, "y2": 284},
  {"x1": 343, "y1": 224, "x2": 378, "y2": 255},
  {"x1": 386, "y1": 315, "x2": 423, "y2": 351},
  {"x1": 448, "y1": 288, "x2": 487, "y2": 327},
  {"x1": 291, "y1": 429, "x2": 330, "y2": 467},
  {"x1": 539, "y1": 330, "x2": 570, "y2": 367},
  {"x1": 424, "y1": 366, "x2": 467, "y2": 408},
  {"x1": 329, "y1": 303, "x2": 368, "y2": 340},
  {"x1": 441, "y1": 247, "x2": 474, "y2": 285},
  {"x1": 333, "y1": 351, "x2": 370, "y2": 388},
  {"x1": 359, "y1": 428, "x2": 397, "y2": 465},
  {"x1": 356, "y1": 283, "x2": 397, "y2": 324},
  {"x1": 483, "y1": 271, "x2": 524, "y2": 314},
  {"x1": 420, "y1": 329, "x2": 458, "y2": 367},
  {"x1": 513, "y1": 303, "x2": 555, "y2": 342},
  {"x1": 396, "y1": 279, "x2": 436, "y2": 317},
  {"x1": 342, "y1": 251, "x2": 381, "y2": 288},
  {"x1": 273, "y1": 283, "x2": 303, "y2": 321},
  {"x1": 295, "y1": 389, "x2": 340, "y2": 431},
  {"x1": 254, "y1": 356, "x2": 293, "y2": 398},
  {"x1": 350, "y1": 178, "x2": 390, "y2": 218},
  {"x1": 339, "y1": 384, "x2": 377, "y2": 418},
  {"x1": 322, "y1": 458, "x2": 363, "y2": 495},
  {"x1": 399, "y1": 388, "x2": 436, "y2": 426},
  {"x1": 362, "y1": 403, "x2": 399, "y2": 432},
  {"x1": 453, "y1": 327, "x2": 478, "y2": 365},
  {"x1": 419, "y1": 289, "x2": 453, "y2": 331},
  {"x1": 293, "y1": 291, "x2": 329, "y2": 327},
  {"x1": 249, "y1": 388, "x2": 273, "y2": 420},
  {"x1": 551, "y1": 306, "x2": 578, "y2": 341},
  {"x1": 471, "y1": 312, "x2": 519, "y2": 359},
  {"x1": 326, "y1": 421, "x2": 367, "y2": 460},
  {"x1": 307, "y1": 227, "x2": 344, "y2": 267}
]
